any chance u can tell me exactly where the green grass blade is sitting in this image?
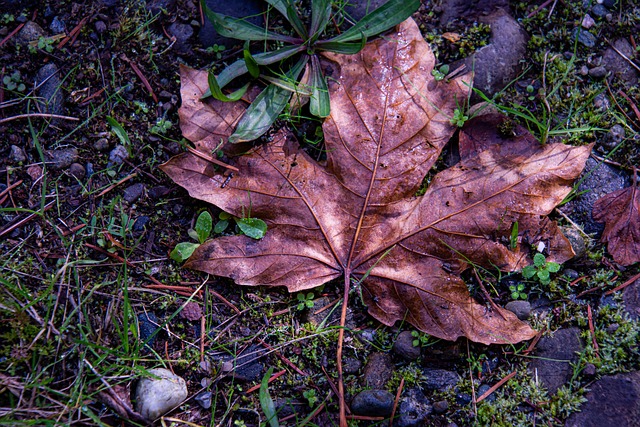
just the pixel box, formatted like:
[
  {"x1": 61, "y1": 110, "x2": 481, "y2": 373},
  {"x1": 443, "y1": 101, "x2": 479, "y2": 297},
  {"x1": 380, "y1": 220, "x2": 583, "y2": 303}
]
[
  {"x1": 330, "y1": 0, "x2": 420, "y2": 43},
  {"x1": 244, "y1": 43, "x2": 260, "y2": 78},
  {"x1": 229, "y1": 56, "x2": 308, "y2": 143},
  {"x1": 260, "y1": 368, "x2": 280, "y2": 427},
  {"x1": 265, "y1": 0, "x2": 289, "y2": 18},
  {"x1": 309, "y1": 55, "x2": 330, "y2": 118},
  {"x1": 316, "y1": 35, "x2": 366, "y2": 54},
  {"x1": 310, "y1": 0, "x2": 332, "y2": 39},
  {"x1": 208, "y1": 71, "x2": 250, "y2": 102},
  {"x1": 260, "y1": 75, "x2": 312, "y2": 95},
  {"x1": 106, "y1": 116, "x2": 131, "y2": 147}
]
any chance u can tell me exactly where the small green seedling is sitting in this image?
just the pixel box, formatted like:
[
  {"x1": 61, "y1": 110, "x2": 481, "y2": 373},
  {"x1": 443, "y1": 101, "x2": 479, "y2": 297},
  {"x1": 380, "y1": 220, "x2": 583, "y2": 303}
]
[
  {"x1": 411, "y1": 330, "x2": 433, "y2": 347},
  {"x1": 522, "y1": 252, "x2": 561, "y2": 285},
  {"x1": 303, "y1": 389, "x2": 318, "y2": 407},
  {"x1": 206, "y1": 43, "x2": 226, "y2": 59},
  {"x1": 30, "y1": 36, "x2": 54, "y2": 53},
  {"x1": 431, "y1": 64, "x2": 449, "y2": 81},
  {"x1": 150, "y1": 118, "x2": 172, "y2": 135},
  {"x1": 296, "y1": 292, "x2": 314, "y2": 311},
  {"x1": 213, "y1": 211, "x2": 268, "y2": 240},
  {"x1": 509, "y1": 283, "x2": 527, "y2": 300},
  {"x1": 170, "y1": 211, "x2": 212, "y2": 262},
  {"x1": 2, "y1": 70, "x2": 26, "y2": 92},
  {"x1": 450, "y1": 107, "x2": 468, "y2": 127}
]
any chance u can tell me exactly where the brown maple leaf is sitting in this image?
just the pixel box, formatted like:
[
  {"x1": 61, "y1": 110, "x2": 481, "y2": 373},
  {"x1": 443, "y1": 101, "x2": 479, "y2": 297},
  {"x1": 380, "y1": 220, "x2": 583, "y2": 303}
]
[
  {"x1": 163, "y1": 19, "x2": 591, "y2": 423},
  {"x1": 593, "y1": 168, "x2": 640, "y2": 266}
]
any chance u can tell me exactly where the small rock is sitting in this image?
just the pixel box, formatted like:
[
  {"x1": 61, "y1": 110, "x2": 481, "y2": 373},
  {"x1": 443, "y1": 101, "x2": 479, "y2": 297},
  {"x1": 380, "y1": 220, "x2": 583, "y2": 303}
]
[
  {"x1": 561, "y1": 226, "x2": 586, "y2": 259},
  {"x1": 167, "y1": 22, "x2": 193, "y2": 53},
  {"x1": 45, "y1": 148, "x2": 78, "y2": 170},
  {"x1": 593, "y1": 93, "x2": 610, "y2": 111},
  {"x1": 179, "y1": 301, "x2": 203, "y2": 321},
  {"x1": 26, "y1": 165, "x2": 43, "y2": 181},
  {"x1": 35, "y1": 64, "x2": 64, "y2": 117},
  {"x1": 148, "y1": 185, "x2": 171, "y2": 200},
  {"x1": 562, "y1": 269, "x2": 580, "y2": 280},
  {"x1": 581, "y1": 14, "x2": 596, "y2": 29},
  {"x1": 421, "y1": 369, "x2": 460, "y2": 391},
  {"x1": 274, "y1": 398, "x2": 303, "y2": 419},
  {"x1": 588, "y1": 66, "x2": 607, "y2": 79},
  {"x1": 623, "y1": 278, "x2": 640, "y2": 319},
  {"x1": 133, "y1": 216, "x2": 150, "y2": 232},
  {"x1": 49, "y1": 16, "x2": 66, "y2": 33},
  {"x1": 351, "y1": 389, "x2": 394, "y2": 417},
  {"x1": 123, "y1": 183, "x2": 145, "y2": 203},
  {"x1": 572, "y1": 28, "x2": 597, "y2": 48},
  {"x1": 9, "y1": 145, "x2": 27, "y2": 163},
  {"x1": 107, "y1": 144, "x2": 129, "y2": 168},
  {"x1": 343, "y1": 357, "x2": 362, "y2": 375},
  {"x1": 583, "y1": 363, "x2": 597, "y2": 377},
  {"x1": 455, "y1": 393, "x2": 472, "y2": 405},
  {"x1": 95, "y1": 21, "x2": 107, "y2": 33},
  {"x1": 602, "y1": 38, "x2": 640, "y2": 88},
  {"x1": 69, "y1": 163, "x2": 86, "y2": 180},
  {"x1": 194, "y1": 391, "x2": 212, "y2": 409},
  {"x1": 579, "y1": 65, "x2": 589, "y2": 76},
  {"x1": 93, "y1": 138, "x2": 110, "y2": 151},
  {"x1": 393, "y1": 331, "x2": 421, "y2": 361},
  {"x1": 505, "y1": 300, "x2": 532, "y2": 320},
  {"x1": 438, "y1": 0, "x2": 509, "y2": 25},
  {"x1": 528, "y1": 328, "x2": 583, "y2": 395},
  {"x1": 138, "y1": 312, "x2": 160, "y2": 348},
  {"x1": 213, "y1": 344, "x2": 265, "y2": 382},
  {"x1": 135, "y1": 368, "x2": 188, "y2": 420},
  {"x1": 432, "y1": 400, "x2": 449, "y2": 414},
  {"x1": 15, "y1": 21, "x2": 45, "y2": 45},
  {"x1": 591, "y1": 4, "x2": 608, "y2": 18},
  {"x1": 363, "y1": 352, "x2": 393, "y2": 388},
  {"x1": 602, "y1": 0, "x2": 618, "y2": 8},
  {"x1": 395, "y1": 387, "x2": 432, "y2": 427},
  {"x1": 565, "y1": 371, "x2": 640, "y2": 427},
  {"x1": 199, "y1": 0, "x2": 263, "y2": 48},
  {"x1": 146, "y1": 0, "x2": 177, "y2": 16}
]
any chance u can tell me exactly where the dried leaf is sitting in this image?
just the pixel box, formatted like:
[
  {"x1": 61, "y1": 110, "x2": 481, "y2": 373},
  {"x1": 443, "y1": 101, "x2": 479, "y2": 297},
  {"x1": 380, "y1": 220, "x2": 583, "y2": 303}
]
[
  {"x1": 593, "y1": 175, "x2": 640, "y2": 266},
  {"x1": 162, "y1": 19, "x2": 591, "y2": 344}
]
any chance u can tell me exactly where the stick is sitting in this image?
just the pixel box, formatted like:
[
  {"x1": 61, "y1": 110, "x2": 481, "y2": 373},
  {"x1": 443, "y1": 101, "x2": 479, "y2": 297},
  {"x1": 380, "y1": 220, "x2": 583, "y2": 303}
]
[
  {"x1": 389, "y1": 378, "x2": 404, "y2": 427},
  {"x1": 476, "y1": 371, "x2": 517, "y2": 403},
  {"x1": 0, "y1": 113, "x2": 79, "y2": 124}
]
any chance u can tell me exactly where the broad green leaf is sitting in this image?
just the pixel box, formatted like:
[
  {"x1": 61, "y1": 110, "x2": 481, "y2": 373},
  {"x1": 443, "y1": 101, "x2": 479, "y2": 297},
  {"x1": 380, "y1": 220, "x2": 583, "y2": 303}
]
[
  {"x1": 547, "y1": 262, "x2": 561, "y2": 273},
  {"x1": 202, "y1": 1, "x2": 297, "y2": 43},
  {"x1": 533, "y1": 253, "x2": 546, "y2": 268},
  {"x1": 214, "y1": 219, "x2": 229, "y2": 234},
  {"x1": 522, "y1": 266, "x2": 536, "y2": 279},
  {"x1": 316, "y1": 36, "x2": 367, "y2": 54},
  {"x1": 219, "y1": 211, "x2": 232, "y2": 220},
  {"x1": 208, "y1": 71, "x2": 249, "y2": 102},
  {"x1": 195, "y1": 211, "x2": 213, "y2": 243},
  {"x1": 330, "y1": 0, "x2": 420, "y2": 43},
  {"x1": 106, "y1": 116, "x2": 131, "y2": 147},
  {"x1": 260, "y1": 75, "x2": 312, "y2": 95},
  {"x1": 170, "y1": 242, "x2": 200, "y2": 263},
  {"x1": 285, "y1": 3, "x2": 308, "y2": 39},
  {"x1": 310, "y1": 0, "x2": 332, "y2": 39},
  {"x1": 537, "y1": 270, "x2": 550, "y2": 282},
  {"x1": 259, "y1": 368, "x2": 279, "y2": 427},
  {"x1": 243, "y1": 43, "x2": 260, "y2": 79},
  {"x1": 264, "y1": 0, "x2": 289, "y2": 19},
  {"x1": 309, "y1": 55, "x2": 330, "y2": 118},
  {"x1": 229, "y1": 56, "x2": 307, "y2": 143},
  {"x1": 236, "y1": 217, "x2": 268, "y2": 239}
]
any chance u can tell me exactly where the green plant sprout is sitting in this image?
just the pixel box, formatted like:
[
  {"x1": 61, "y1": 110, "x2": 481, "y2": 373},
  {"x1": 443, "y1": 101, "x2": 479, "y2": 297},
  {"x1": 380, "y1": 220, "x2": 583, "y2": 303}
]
[
  {"x1": 509, "y1": 283, "x2": 527, "y2": 300},
  {"x1": 30, "y1": 36, "x2": 55, "y2": 53},
  {"x1": 2, "y1": 70, "x2": 25, "y2": 92},
  {"x1": 296, "y1": 292, "x2": 315, "y2": 311},
  {"x1": 150, "y1": 117, "x2": 172, "y2": 135},
  {"x1": 431, "y1": 64, "x2": 450, "y2": 81},
  {"x1": 213, "y1": 211, "x2": 268, "y2": 240},
  {"x1": 206, "y1": 43, "x2": 226, "y2": 59},
  {"x1": 204, "y1": 0, "x2": 420, "y2": 142},
  {"x1": 450, "y1": 107, "x2": 469, "y2": 127},
  {"x1": 411, "y1": 330, "x2": 433, "y2": 347},
  {"x1": 303, "y1": 389, "x2": 318, "y2": 407},
  {"x1": 522, "y1": 252, "x2": 561, "y2": 285},
  {"x1": 170, "y1": 210, "x2": 212, "y2": 262}
]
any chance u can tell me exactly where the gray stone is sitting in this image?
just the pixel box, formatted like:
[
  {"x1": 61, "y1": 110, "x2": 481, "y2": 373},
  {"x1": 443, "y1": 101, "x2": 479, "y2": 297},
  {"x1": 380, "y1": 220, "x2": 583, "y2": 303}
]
[
  {"x1": 351, "y1": 389, "x2": 394, "y2": 417},
  {"x1": 528, "y1": 328, "x2": 583, "y2": 395},
  {"x1": 343, "y1": 357, "x2": 362, "y2": 375},
  {"x1": 194, "y1": 391, "x2": 213, "y2": 409},
  {"x1": 572, "y1": 28, "x2": 597, "y2": 48},
  {"x1": 199, "y1": 0, "x2": 263, "y2": 48},
  {"x1": 123, "y1": 183, "x2": 145, "y2": 203},
  {"x1": 35, "y1": 64, "x2": 64, "y2": 117},
  {"x1": 9, "y1": 145, "x2": 27, "y2": 163},
  {"x1": 599, "y1": 124, "x2": 626, "y2": 152},
  {"x1": 15, "y1": 21, "x2": 46, "y2": 45},
  {"x1": 214, "y1": 344, "x2": 265, "y2": 382},
  {"x1": 363, "y1": 352, "x2": 393, "y2": 389},
  {"x1": 563, "y1": 158, "x2": 629, "y2": 235},
  {"x1": 582, "y1": 363, "x2": 597, "y2": 377},
  {"x1": 505, "y1": 300, "x2": 532, "y2": 320},
  {"x1": 148, "y1": 185, "x2": 171, "y2": 200},
  {"x1": 438, "y1": 0, "x2": 509, "y2": 25},
  {"x1": 454, "y1": 11, "x2": 528, "y2": 100},
  {"x1": 623, "y1": 278, "x2": 640, "y2": 320},
  {"x1": 392, "y1": 331, "x2": 421, "y2": 361},
  {"x1": 344, "y1": 0, "x2": 389, "y2": 22},
  {"x1": 167, "y1": 22, "x2": 193, "y2": 53},
  {"x1": 49, "y1": 16, "x2": 66, "y2": 33},
  {"x1": 421, "y1": 368, "x2": 460, "y2": 391},
  {"x1": 135, "y1": 368, "x2": 188, "y2": 420},
  {"x1": 602, "y1": 38, "x2": 640, "y2": 88},
  {"x1": 593, "y1": 93, "x2": 610, "y2": 111},
  {"x1": 561, "y1": 226, "x2": 586, "y2": 259},
  {"x1": 95, "y1": 21, "x2": 107, "y2": 33},
  {"x1": 591, "y1": 4, "x2": 608, "y2": 18},
  {"x1": 138, "y1": 312, "x2": 160, "y2": 348},
  {"x1": 432, "y1": 400, "x2": 449, "y2": 414},
  {"x1": 93, "y1": 138, "x2": 110, "y2": 151},
  {"x1": 588, "y1": 66, "x2": 607, "y2": 79},
  {"x1": 477, "y1": 384, "x2": 495, "y2": 402},
  {"x1": 107, "y1": 144, "x2": 129, "y2": 168},
  {"x1": 45, "y1": 148, "x2": 78, "y2": 170},
  {"x1": 581, "y1": 14, "x2": 596, "y2": 29},
  {"x1": 565, "y1": 371, "x2": 640, "y2": 427},
  {"x1": 395, "y1": 387, "x2": 432, "y2": 427},
  {"x1": 602, "y1": 0, "x2": 618, "y2": 8},
  {"x1": 69, "y1": 163, "x2": 86, "y2": 180}
]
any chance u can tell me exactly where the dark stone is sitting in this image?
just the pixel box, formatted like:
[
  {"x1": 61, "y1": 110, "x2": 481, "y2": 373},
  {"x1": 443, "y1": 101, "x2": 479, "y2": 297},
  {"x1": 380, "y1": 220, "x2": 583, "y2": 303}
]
[
  {"x1": 565, "y1": 371, "x2": 640, "y2": 427},
  {"x1": 421, "y1": 368, "x2": 460, "y2": 391},
  {"x1": 93, "y1": 138, "x2": 110, "y2": 151},
  {"x1": 562, "y1": 269, "x2": 580, "y2": 280},
  {"x1": 453, "y1": 10, "x2": 528, "y2": 100},
  {"x1": 95, "y1": 21, "x2": 107, "y2": 33},
  {"x1": 138, "y1": 312, "x2": 160, "y2": 348},
  {"x1": 561, "y1": 227, "x2": 586, "y2": 259},
  {"x1": 528, "y1": 328, "x2": 583, "y2": 395},
  {"x1": 199, "y1": 0, "x2": 264, "y2": 49},
  {"x1": 344, "y1": 0, "x2": 389, "y2": 22},
  {"x1": 215, "y1": 344, "x2": 265, "y2": 382},
  {"x1": 69, "y1": 163, "x2": 86, "y2": 180},
  {"x1": 133, "y1": 216, "x2": 150, "y2": 232},
  {"x1": 35, "y1": 64, "x2": 64, "y2": 117},
  {"x1": 9, "y1": 145, "x2": 27, "y2": 163},
  {"x1": 593, "y1": 93, "x2": 610, "y2": 111},
  {"x1": 274, "y1": 398, "x2": 304, "y2": 419},
  {"x1": 395, "y1": 387, "x2": 432, "y2": 427},
  {"x1": 602, "y1": 39, "x2": 640, "y2": 88},
  {"x1": 148, "y1": 185, "x2": 172, "y2": 200},
  {"x1": 572, "y1": 28, "x2": 596, "y2": 48},
  {"x1": 623, "y1": 278, "x2": 640, "y2": 320},
  {"x1": 602, "y1": 0, "x2": 618, "y2": 8},
  {"x1": 600, "y1": 124, "x2": 625, "y2": 152},
  {"x1": 107, "y1": 145, "x2": 129, "y2": 168},
  {"x1": 45, "y1": 148, "x2": 78, "y2": 170},
  {"x1": 194, "y1": 391, "x2": 212, "y2": 409},
  {"x1": 591, "y1": 4, "x2": 608, "y2": 18},
  {"x1": 505, "y1": 300, "x2": 531, "y2": 320},
  {"x1": 363, "y1": 352, "x2": 393, "y2": 388},
  {"x1": 583, "y1": 363, "x2": 597, "y2": 378},
  {"x1": 588, "y1": 66, "x2": 607, "y2": 79},
  {"x1": 146, "y1": 0, "x2": 177, "y2": 16},
  {"x1": 123, "y1": 183, "x2": 145, "y2": 203},
  {"x1": 477, "y1": 384, "x2": 495, "y2": 402},
  {"x1": 15, "y1": 21, "x2": 45, "y2": 45},
  {"x1": 393, "y1": 331, "x2": 421, "y2": 361},
  {"x1": 438, "y1": 0, "x2": 510, "y2": 25},
  {"x1": 343, "y1": 357, "x2": 362, "y2": 375},
  {"x1": 351, "y1": 389, "x2": 394, "y2": 417},
  {"x1": 49, "y1": 16, "x2": 66, "y2": 33},
  {"x1": 432, "y1": 400, "x2": 449, "y2": 414},
  {"x1": 167, "y1": 22, "x2": 193, "y2": 53},
  {"x1": 455, "y1": 393, "x2": 472, "y2": 405},
  {"x1": 563, "y1": 158, "x2": 629, "y2": 235}
]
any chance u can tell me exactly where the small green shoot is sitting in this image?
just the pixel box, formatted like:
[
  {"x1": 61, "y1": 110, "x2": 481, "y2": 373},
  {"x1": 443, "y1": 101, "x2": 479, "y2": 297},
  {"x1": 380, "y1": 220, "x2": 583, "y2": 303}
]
[
  {"x1": 509, "y1": 283, "x2": 527, "y2": 300},
  {"x1": 2, "y1": 70, "x2": 26, "y2": 92},
  {"x1": 431, "y1": 64, "x2": 449, "y2": 81},
  {"x1": 106, "y1": 116, "x2": 132, "y2": 147},
  {"x1": 522, "y1": 252, "x2": 561, "y2": 285},
  {"x1": 450, "y1": 107, "x2": 469, "y2": 127},
  {"x1": 296, "y1": 292, "x2": 315, "y2": 311},
  {"x1": 260, "y1": 367, "x2": 280, "y2": 427},
  {"x1": 411, "y1": 330, "x2": 434, "y2": 347},
  {"x1": 206, "y1": 43, "x2": 226, "y2": 59},
  {"x1": 510, "y1": 221, "x2": 519, "y2": 250},
  {"x1": 150, "y1": 118, "x2": 172, "y2": 135},
  {"x1": 170, "y1": 211, "x2": 212, "y2": 263},
  {"x1": 303, "y1": 389, "x2": 318, "y2": 407},
  {"x1": 212, "y1": 211, "x2": 267, "y2": 239}
]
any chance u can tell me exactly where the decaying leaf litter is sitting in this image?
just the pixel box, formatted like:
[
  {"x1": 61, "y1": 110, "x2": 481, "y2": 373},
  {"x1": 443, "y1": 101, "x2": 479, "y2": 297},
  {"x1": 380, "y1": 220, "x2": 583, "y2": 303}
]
[{"x1": 163, "y1": 18, "x2": 592, "y2": 424}]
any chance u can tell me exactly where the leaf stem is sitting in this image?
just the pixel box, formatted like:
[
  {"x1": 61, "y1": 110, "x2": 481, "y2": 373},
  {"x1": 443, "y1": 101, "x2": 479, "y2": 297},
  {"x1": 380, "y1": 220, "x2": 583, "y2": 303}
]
[{"x1": 337, "y1": 272, "x2": 350, "y2": 427}]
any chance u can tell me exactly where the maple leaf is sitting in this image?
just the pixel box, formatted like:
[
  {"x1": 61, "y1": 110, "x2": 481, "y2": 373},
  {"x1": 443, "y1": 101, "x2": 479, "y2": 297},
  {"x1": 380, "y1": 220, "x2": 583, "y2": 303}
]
[
  {"x1": 162, "y1": 19, "x2": 591, "y2": 345},
  {"x1": 592, "y1": 168, "x2": 640, "y2": 266}
]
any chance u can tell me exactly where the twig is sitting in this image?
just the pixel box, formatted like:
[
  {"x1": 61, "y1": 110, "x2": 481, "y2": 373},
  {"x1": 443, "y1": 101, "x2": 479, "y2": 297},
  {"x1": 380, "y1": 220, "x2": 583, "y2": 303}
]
[
  {"x1": 122, "y1": 55, "x2": 159, "y2": 103},
  {"x1": 208, "y1": 288, "x2": 241, "y2": 314},
  {"x1": 84, "y1": 243, "x2": 135, "y2": 268},
  {"x1": 587, "y1": 305, "x2": 600, "y2": 359},
  {"x1": 96, "y1": 173, "x2": 137, "y2": 197},
  {"x1": 617, "y1": 90, "x2": 640, "y2": 123},
  {"x1": 526, "y1": 0, "x2": 554, "y2": 18},
  {"x1": 244, "y1": 369, "x2": 286, "y2": 394},
  {"x1": 389, "y1": 378, "x2": 404, "y2": 427},
  {"x1": 186, "y1": 146, "x2": 239, "y2": 172},
  {"x1": 57, "y1": 16, "x2": 88, "y2": 49},
  {"x1": 0, "y1": 179, "x2": 22, "y2": 200},
  {"x1": 0, "y1": 23, "x2": 25, "y2": 48},
  {"x1": 0, "y1": 200, "x2": 55, "y2": 238},
  {"x1": 476, "y1": 371, "x2": 517, "y2": 403},
  {"x1": 0, "y1": 113, "x2": 79, "y2": 124},
  {"x1": 259, "y1": 339, "x2": 308, "y2": 376},
  {"x1": 605, "y1": 271, "x2": 640, "y2": 295},
  {"x1": 472, "y1": 269, "x2": 506, "y2": 320}
]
